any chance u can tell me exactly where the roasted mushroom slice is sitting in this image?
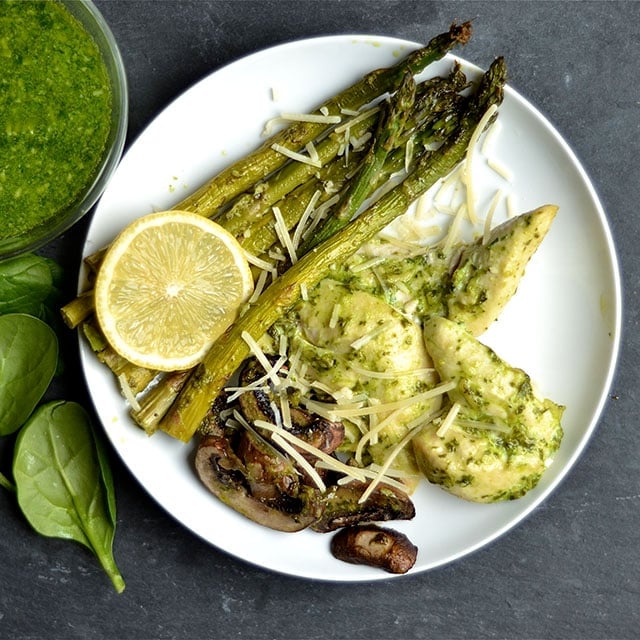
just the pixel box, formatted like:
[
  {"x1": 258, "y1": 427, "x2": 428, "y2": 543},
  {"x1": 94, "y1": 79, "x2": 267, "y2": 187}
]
[
  {"x1": 330, "y1": 524, "x2": 417, "y2": 574},
  {"x1": 195, "y1": 425, "x2": 322, "y2": 532},
  {"x1": 238, "y1": 357, "x2": 345, "y2": 456},
  {"x1": 312, "y1": 481, "x2": 415, "y2": 533}
]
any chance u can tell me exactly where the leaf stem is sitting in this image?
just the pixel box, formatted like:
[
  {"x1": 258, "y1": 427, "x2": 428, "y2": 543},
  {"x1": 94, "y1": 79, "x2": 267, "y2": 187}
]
[{"x1": 0, "y1": 470, "x2": 16, "y2": 492}]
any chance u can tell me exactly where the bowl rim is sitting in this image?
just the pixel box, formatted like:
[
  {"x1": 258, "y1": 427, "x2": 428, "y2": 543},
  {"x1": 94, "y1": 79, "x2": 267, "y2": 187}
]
[{"x1": 0, "y1": 0, "x2": 129, "y2": 260}]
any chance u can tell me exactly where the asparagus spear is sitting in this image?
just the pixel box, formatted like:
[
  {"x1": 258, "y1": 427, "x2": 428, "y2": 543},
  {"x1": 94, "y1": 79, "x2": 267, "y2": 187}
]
[
  {"x1": 299, "y1": 71, "x2": 416, "y2": 254},
  {"x1": 174, "y1": 22, "x2": 472, "y2": 218},
  {"x1": 158, "y1": 57, "x2": 506, "y2": 443}
]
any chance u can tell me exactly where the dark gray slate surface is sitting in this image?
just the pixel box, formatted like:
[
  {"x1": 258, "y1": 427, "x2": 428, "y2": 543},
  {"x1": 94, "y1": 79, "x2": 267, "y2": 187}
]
[{"x1": 1, "y1": 1, "x2": 638, "y2": 638}]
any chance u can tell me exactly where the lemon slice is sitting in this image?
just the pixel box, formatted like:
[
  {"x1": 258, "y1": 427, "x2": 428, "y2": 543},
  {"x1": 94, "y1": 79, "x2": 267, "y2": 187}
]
[{"x1": 94, "y1": 210, "x2": 253, "y2": 372}]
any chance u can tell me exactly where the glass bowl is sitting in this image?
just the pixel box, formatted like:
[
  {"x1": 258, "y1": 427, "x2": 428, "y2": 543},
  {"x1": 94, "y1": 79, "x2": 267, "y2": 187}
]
[{"x1": 0, "y1": 0, "x2": 128, "y2": 260}]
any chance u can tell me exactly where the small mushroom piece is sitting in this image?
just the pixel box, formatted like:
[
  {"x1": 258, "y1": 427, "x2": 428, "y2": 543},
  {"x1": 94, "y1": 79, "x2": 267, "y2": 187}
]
[
  {"x1": 312, "y1": 481, "x2": 415, "y2": 533},
  {"x1": 330, "y1": 524, "x2": 418, "y2": 574}
]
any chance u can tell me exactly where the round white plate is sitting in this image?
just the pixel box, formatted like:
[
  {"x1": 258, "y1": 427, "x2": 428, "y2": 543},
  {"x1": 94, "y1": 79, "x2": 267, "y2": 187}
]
[{"x1": 80, "y1": 35, "x2": 621, "y2": 581}]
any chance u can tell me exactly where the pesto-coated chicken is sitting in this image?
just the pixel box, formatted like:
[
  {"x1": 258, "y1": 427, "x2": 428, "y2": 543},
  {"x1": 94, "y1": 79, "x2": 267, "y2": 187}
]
[
  {"x1": 267, "y1": 205, "x2": 561, "y2": 494},
  {"x1": 412, "y1": 316, "x2": 564, "y2": 502},
  {"x1": 337, "y1": 204, "x2": 558, "y2": 336}
]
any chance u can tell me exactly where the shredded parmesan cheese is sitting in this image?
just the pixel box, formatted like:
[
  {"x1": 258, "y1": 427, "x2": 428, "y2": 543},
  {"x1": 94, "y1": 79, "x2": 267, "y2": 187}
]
[
  {"x1": 358, "y1": 422, "x2": 426, "y2": 504},
  {"x1": 280, "y1": 111, "x2": 341, "y2": 125},
  {"x1": 487, "y1": 157, "x2": 514, "y2": 182},
  {"x1": 118, "y1": 373, "x2": 141, "y2": 412},
  {"x1": 241, "y1": 331, "x2": 282, "y2": 387},
  {"x1": 272, "y1": 205, "x2": 298, "y2": 264},
  {"x1": 349, "y1": 324, "x2": 388, "y2": 351},
  {"x1": 483, "y1": 189, "x2": 504, "y2": 245},
  {"x1": 349, "y1": 255, "x2": 387, "y2": 274},
  {"x1": 271, "y1": 142, "x2": 322, "y2": 168},
  {"x1": 334, "y1": 106, "x2": 380, "y2": 138},
  {"x1": 243, "y1": 249, "x2": 277, "y2": 274},
  {"x1": 328, "y1": 303, "x2": 342, "y2": 329},
  {"x1": 481, "y1": 117, "x2": 500, "y2": 155},
  {"x1": 271, "y1": 432, "x2": 327, "y2": 492},
  {"x1": 404, "y1": 137, "x2": 414, "y2": 173},
  {"x1": 436, "y1": 401, "x2": 461, "y2": 437},
  {"x1": 262, "y1": 111, "x2": 341, "y2": 135},
  {"x1": 254, "y1": 419, "x2": 368, "y2": 483},
  {"x1": 465, "y1": 103, "x2": 499, "y2": 225},
  {"x1": 224, "y1": 354, "x2": 288, "y2": 402},
  {"x1": 292, "y1": 189, "x2": 322, "y2": 250},
  {"x1": 442, "y1": 201, "x2": 467, "y2": 252},
  {"x1": 305, "y1": 141, "x2": 320, "y2": 165},
  {"x1": 306, "y1": 381, "x2": 456, "y2": 420},
  {"x1": 248, "y1": 268, "x2": 269, "y2": 304}
]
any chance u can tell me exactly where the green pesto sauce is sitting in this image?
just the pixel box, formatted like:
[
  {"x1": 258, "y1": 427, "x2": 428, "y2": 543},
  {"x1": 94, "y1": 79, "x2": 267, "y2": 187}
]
[{"x1": 0, "y1": 0, "x2": 112, "y2": 239}]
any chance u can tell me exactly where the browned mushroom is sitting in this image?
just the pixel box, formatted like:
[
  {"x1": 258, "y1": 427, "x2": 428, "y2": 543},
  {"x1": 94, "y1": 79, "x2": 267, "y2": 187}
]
[
  {"x1": 195, "y1": 425, "x2": 322, "y2": 532},
  {"x1": 238, "y1": 357, "x2": 345, "y2": 457},
  {"x1": 330, "y1": 524, "x2": 418, "y2": 574},
  {"x1": 312, "y1": 481, "x2": 415, "y2": 533}
]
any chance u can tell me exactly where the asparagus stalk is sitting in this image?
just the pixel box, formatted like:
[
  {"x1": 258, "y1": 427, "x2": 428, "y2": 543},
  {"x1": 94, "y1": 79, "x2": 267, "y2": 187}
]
[
  {"x1": 299, "y1": 71, "x2": 417, "y2": 254},
  {"x1": 131, "y1": 370, "x2": 191, "y2": 434},
  {"x1": 157, "y1": 57, "x2": 506, "y2": 442},
  {"x1": 173, "y1": 22, "x2": 472, "y2": 218},
  {"x1": 217, "y1": 65, "x2": 467, "y2": 239},
  {"x1": 81, "y1": 321, "x2": 157, "y2": 394}
]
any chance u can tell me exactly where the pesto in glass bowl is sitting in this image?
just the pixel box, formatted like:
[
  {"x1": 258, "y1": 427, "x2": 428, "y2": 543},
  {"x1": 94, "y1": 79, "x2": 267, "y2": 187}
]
[{"x1": 0, "y1": 0, "x2": 128, "y2": 259}]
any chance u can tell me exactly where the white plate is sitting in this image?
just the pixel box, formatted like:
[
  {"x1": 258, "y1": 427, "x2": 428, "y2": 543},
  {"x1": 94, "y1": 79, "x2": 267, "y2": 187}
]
[{"x1": 80, "y1": 35, "x2": 622, "y2": 581}]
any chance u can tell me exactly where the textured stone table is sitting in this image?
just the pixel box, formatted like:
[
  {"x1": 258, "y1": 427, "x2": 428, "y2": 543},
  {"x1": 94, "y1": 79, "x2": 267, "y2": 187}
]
[{"x1": 1, "y1": 2, "x2": 638, "y2": 638}]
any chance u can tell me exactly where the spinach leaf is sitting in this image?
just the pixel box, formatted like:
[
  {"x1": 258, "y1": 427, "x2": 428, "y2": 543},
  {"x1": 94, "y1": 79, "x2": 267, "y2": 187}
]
[
  {"x1": 0, "y1": 254, "x2": 63, "y2": 322},
  {"x1": 0, "y1": 314, "x2": 58, "y2": 436},
  {"x1": 13, "y1": 401, "x2": 125, "y2": 593}
]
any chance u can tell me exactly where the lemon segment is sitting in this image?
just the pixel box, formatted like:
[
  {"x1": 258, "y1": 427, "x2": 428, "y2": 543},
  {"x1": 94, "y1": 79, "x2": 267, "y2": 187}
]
[{"x1": 94, "y1": 210, "x2": 254, "y2": 372}]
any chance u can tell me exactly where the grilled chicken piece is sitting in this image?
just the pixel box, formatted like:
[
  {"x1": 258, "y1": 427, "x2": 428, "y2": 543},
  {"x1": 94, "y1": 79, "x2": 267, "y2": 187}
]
[{"x1": 413, "y1": 316, "x2": 564, "y2": 502}]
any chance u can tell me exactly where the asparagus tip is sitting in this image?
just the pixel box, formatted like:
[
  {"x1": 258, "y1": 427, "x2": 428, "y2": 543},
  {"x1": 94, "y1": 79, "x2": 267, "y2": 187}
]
[{"x1": 450, "y1": 21, "x2": 473, "y2": 47}]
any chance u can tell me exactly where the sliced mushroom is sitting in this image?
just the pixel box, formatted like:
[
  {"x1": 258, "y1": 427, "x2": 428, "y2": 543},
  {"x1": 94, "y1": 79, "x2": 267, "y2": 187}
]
[
  {"x1": 312, "y1": 481, "x2": 415, "y2": 533},
  {"x1": 238, "y1": 357, "x2": 345, "y2": 456},
  {"x1": 330, "y1": 524, "x2": 418, "y2": 574},
  {"x1": 195, "y1": 425, "x2": 322, "y2": 532}
]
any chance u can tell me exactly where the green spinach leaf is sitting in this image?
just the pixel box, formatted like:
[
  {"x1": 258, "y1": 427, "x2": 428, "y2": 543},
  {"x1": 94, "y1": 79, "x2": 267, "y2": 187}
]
[
  {"x1": 0, "y1": 254, "x2": 63, "y2": 322},
  {"x1": 0, "y1": 314, "x2": 58, "y2": 436},
  {"x1": 13, "y1": 401, "x2": 125, "y2": 593}
]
